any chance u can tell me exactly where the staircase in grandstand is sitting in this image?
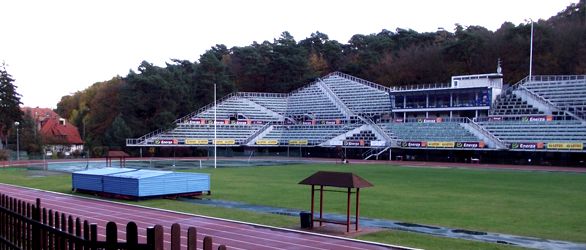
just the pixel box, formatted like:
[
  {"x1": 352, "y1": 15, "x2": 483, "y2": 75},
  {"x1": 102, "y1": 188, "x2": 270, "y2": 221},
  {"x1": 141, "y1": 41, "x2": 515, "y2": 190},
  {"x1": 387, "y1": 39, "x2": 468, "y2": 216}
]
[
  {"x1": 363, "y1": 146, "x2": 392, "y2": 160},
  {"x1": 502, "y1": 75, "x2": 586, "y2": 122},
  {"x1": 316, "y1": 78, "x2": 354, "y2": 119},
  {"x1": 520, "y1": 75, "x2": 586, "y2": 121}
]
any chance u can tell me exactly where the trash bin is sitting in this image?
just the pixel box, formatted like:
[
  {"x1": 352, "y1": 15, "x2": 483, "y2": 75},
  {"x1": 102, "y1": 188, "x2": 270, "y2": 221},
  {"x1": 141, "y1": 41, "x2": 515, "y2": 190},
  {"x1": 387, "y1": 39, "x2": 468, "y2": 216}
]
[{"x1": 300, "y1": 211, "x2": 312, "y2": 229}]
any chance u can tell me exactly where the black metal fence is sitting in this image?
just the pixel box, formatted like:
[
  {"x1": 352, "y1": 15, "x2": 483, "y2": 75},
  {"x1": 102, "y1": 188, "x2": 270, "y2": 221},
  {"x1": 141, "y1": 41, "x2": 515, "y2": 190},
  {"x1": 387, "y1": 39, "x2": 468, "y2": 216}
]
[{"x1": 0, "y1": 193, "x2": 226, "y2": 250}]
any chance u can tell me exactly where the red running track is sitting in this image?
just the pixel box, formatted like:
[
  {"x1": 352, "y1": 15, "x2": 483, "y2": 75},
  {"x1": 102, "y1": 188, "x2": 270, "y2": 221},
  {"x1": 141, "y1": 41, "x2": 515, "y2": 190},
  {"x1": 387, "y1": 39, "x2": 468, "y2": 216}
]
[{"x1": 0, "y1": 183, "x2": 414, "y2": 250}]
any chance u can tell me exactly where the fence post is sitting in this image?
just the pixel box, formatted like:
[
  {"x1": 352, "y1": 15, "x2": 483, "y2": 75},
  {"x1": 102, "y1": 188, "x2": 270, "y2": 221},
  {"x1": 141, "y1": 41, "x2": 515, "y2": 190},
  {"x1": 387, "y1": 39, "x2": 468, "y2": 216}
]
[
  {"x1": 0, "y1": 194, "x2": 3, "y2": 244},
  {"x1": 146, "y1": 225, "x2": 164, "y2": 250},
  {"x1": 16, "y1": 200, "x2": 21, "y2": 249},
  {"x1": 16, "y1": 200, "x2": 22, "y2": 248},
  {"x1": 61, "y1": 212, "x2": 67, "y2": 250},
  {"x1": 42, "y1": 208, "x2": 47, "y2": 250},
  {"x1": 154, "y1": 225, "x2": 164, "y2": 250},
  {"x1": 203, "y1": 236, "x2": 213, "y2": 250},
  {"x1": 171, "y1": 223, "x2": 181, "y2": 250},
  {"x1": 1, "y1": 194, "x2": 4, "y2": 246},
  {"x1": 106, "y1": 221, "x2": 118, "y2": 250},
  {"x1": 1, "y1": 194, "x2": 5, "y2": 246},
  {"x1": 26, "y1": 202, "x2": 31, "y2": 250},
  {"x1": 218, "y1": 245, "x2": 227, "y2": 250},
  {"x1": 83, "y1": 220, "x2": 89, "y2": 238},
  {"x1": 68, "y1": 215, "x2": 74, "y2": 250},
  {"x1": 90, "y1": 223, "x2": 98, "y2": 250},
  {"x1": 48, "y1": 209, "x2": 54, "y2": 250},
  {"x1": 32, "y1": 198, "x2": 41, "y2": 250},
  {"x1": 187, "y1": 227, "x2": 197, "y2": 250},
  {"x1": 75, "y1": 218, "x2": 82, "y2": 250},
  {"x1": 10, "y1": 197, "x2": 14, "y2": 245},
  {"x1": 54, "y1": 211, "x2": 61, "y2": 250},
  {"x1": 146, "y1": 226, "x2": 156, "y2": 250},
  {"x1": 126, "y1": 222, "x2": 139, "y2": 250}
]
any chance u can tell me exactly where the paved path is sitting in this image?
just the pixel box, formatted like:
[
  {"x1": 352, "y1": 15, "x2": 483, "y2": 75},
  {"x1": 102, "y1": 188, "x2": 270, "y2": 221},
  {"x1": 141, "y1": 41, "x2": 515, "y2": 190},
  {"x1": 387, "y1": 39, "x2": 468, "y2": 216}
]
[
  {"x1": 182, "y1": 198, "x2": 586, "y2": 250},
  {"x1": 0, "y1": 183, "x2": 413, "y2": 250}
]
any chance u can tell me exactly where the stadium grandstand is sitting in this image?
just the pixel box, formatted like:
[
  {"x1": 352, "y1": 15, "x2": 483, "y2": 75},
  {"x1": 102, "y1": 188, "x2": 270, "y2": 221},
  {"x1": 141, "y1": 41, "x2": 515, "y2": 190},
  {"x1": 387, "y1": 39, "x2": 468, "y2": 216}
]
[{"x1": 127, "y1": 67, "x2": 586, "y2": 166}]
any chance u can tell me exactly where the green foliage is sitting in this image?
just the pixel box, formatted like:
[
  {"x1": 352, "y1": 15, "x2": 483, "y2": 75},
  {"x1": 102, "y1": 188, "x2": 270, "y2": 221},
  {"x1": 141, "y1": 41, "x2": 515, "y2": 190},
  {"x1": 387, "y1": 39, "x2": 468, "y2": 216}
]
[
  {"x1": 0, "y1": 150, "x2": 8, "y2": 160},
  {"x1": 18, "y1": 111, "x2": 43, "y2": 153},
  {"x1": 0, "y1": 62, "x2": 23, "y2": 148},
  {"x1": 54, "y1": 1, "x2": 586, "y2": 150},
  {"x1": 104, "y1": 115, "x2": 132, "y2": 148}
]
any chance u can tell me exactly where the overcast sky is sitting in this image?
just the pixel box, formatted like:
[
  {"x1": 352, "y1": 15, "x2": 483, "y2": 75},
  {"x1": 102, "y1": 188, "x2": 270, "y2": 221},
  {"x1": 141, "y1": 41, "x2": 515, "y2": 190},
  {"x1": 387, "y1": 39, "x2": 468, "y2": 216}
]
[{"x1": 0, "y1": 0, "x2": 578, "y2": 109}]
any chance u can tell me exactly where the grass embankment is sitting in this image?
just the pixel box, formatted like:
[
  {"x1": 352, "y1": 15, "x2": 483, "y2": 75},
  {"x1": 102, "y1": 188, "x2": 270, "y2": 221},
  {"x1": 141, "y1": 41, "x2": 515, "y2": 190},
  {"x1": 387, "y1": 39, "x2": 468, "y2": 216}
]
[{"x1": 1, "y1": 164, "x2": 585, "y2": 250}]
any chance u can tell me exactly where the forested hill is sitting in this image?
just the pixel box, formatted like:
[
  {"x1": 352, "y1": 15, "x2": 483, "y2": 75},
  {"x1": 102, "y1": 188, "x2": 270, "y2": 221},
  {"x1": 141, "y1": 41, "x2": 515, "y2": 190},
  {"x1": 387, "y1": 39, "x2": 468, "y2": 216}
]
[{"x1": 56, "y1": 1, "x2": 585, "y2": 151}]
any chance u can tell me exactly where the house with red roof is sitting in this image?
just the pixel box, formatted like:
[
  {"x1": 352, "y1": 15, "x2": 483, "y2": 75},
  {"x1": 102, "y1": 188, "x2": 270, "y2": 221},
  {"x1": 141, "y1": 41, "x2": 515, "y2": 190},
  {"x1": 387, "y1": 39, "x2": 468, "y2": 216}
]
[
  {"x1": 22, "y1": 107, "x2": 84, "y2": 155},
  {"x1": 21, "y1": 107, "x2": 60, "y2": 124}
]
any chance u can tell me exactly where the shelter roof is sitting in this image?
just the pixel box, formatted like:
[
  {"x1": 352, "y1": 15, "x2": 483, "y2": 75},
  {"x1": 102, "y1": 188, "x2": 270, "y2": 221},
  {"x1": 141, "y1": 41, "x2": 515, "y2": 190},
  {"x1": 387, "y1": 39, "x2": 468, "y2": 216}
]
[
  {"x1": 107, "y1": 151, "x2": 130, "y2": 157},
  {"x1": 299, "y1": 171, "x2": 373, "y2": 188}
]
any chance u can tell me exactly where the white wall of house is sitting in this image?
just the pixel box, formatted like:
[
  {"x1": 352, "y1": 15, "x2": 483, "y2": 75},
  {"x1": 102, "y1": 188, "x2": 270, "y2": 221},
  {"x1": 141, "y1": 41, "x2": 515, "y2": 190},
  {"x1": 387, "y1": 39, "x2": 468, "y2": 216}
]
[{"x1": 45, "y1": 144, "x2": 84, "y2": 156}]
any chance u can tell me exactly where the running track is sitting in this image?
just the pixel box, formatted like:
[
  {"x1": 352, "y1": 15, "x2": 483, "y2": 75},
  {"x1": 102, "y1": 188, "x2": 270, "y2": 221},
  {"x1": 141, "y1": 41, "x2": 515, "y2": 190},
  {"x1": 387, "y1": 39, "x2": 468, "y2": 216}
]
[{"x1": 0, "y1": 184, "x2": 413, "y2": 250}]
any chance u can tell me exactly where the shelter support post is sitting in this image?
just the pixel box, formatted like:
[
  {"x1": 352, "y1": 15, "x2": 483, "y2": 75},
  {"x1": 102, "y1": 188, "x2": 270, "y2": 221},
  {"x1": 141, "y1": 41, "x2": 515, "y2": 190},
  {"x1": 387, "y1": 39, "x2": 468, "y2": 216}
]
[
  {"x1": 319, "y1": 185, "x2": 324, "y2": 226},
  {"x1": 347, "y1": 187, "x2": 351, "y2": 232},
  {"x1": 310, "y1": 185, "x2": 315, "y2": 227},
  {"x1": 356, "y1": 188, "x2": 360, "y2": 231},
  {"x1": 299, "y1": 171, "x2": 373, "y2": 233}
]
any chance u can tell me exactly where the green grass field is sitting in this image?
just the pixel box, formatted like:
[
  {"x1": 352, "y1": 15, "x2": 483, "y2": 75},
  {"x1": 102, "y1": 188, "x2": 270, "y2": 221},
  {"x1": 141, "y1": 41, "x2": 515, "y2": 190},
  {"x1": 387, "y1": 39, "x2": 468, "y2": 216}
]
[
  {"x1": 191, "y1": 164, "x2": 586, "y2": 242},
  {"x1": 1, "y1": 163, "x2": 585, "y2": 250}
]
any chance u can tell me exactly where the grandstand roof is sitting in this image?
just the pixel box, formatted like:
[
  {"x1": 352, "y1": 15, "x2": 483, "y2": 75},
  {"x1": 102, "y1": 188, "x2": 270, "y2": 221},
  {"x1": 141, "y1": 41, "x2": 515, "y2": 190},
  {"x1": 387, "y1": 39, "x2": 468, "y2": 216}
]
[{"x1": 299, "y1": 171, "x2": 373, "y2": 188}]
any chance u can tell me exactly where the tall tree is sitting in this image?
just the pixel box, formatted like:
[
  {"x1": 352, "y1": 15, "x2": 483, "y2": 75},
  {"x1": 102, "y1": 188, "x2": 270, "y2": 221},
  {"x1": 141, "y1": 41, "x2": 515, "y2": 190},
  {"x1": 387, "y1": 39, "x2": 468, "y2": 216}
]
[
  {"x1": 267, "y1": 31, "x2": 314, "y2": 92},
  {"x1": 53, "y1": 0, "x2": 586, "y2": 155},
  {"x1": 0, "y1": 63, "x2": 23, "y2": 149},
  {"x1": 104, "y1": 114, "x2": 132, "y2": 149},
  {"x1": 17, "y1": 111, "x2": 43, "y2": 154},
  {"x1": 195, "y1": 50, "x2": 235, "y2": 104}
]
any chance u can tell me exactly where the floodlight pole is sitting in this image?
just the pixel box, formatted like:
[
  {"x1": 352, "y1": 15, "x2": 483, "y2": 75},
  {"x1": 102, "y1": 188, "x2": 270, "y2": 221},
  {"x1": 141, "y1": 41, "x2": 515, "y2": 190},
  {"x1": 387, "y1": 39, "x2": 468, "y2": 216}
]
[
  {"x1": 528, "y1": 18, "x2": 534, "y2": 81},
  {"x1": 214, "y1": 83, "x2": 217, "y2": 169}
]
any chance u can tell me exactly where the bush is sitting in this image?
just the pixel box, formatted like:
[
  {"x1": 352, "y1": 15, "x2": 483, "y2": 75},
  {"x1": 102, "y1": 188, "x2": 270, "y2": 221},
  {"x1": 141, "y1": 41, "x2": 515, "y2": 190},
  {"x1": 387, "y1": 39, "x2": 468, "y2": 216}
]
[
  {"x1": 92, "y1": 146, "x2": 108, "y2": 157},
  {"x1": 0, "y1": 150, "x2": 8, "y2": 161}
]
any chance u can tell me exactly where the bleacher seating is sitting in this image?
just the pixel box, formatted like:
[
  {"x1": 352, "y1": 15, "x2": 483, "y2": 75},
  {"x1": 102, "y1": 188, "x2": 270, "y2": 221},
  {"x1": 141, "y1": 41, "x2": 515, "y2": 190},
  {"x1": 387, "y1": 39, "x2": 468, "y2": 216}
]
[
  {"x1": 154, "y1": 124, "x2": 262, "y2": 145},
  {"x1": 321, "y1": 75, "x2": 391, "y2": 115},
  {"x1": 380, "y1": 122, "x2": 479, "y2": 142},
  {"x1": 522, "y1": 76, "x2": 586, "y2": 117},
  {"x1": 478, "y1": 120, "x2": 586, "y2": 143},
  {"x1": 490, "y1": 90, "x2": 543, "y2": 116},
  {"x1": 286, "y1": 84, "x2": 345, "y2": 119},
  {"x1": 260, "y1": 124, "x2": 359, "y2": 145},
  {"x1": 345, "y1": 130, "x2": 379, "y2": 141},
  {"x1": 243, "y1": 94, "x2": 288, "y2": 115},
  {"x1": 128, "y1": 72, "x2": 586, "y2": 152},
  {"x1": 195, "y1": 96, "x2": 281, "y2": 121}
]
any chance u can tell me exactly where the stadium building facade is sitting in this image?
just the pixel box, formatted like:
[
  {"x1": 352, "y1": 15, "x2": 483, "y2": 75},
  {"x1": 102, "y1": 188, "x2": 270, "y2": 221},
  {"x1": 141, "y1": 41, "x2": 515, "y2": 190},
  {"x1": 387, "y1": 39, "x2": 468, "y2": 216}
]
[{"x1": 127, "y1": 70, "x2": 586, "y2": 166}]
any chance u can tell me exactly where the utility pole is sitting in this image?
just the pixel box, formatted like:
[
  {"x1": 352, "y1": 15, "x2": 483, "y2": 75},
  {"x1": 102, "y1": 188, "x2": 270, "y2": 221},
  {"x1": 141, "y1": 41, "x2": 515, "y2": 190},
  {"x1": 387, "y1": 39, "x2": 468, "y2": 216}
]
[
  {"x1": 14, "y1": 121, "x2": 20, "y2": 161},
  {"x1": 214, "y1": 83, "x2": 217, "y2": 169},
  {"x1": 528, "y1": 19, "x2": 534, "y2": 81}
]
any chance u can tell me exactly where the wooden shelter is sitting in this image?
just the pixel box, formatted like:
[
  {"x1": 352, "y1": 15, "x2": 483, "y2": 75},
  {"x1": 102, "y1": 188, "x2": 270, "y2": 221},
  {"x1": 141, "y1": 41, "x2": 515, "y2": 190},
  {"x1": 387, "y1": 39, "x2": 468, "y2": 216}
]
[
  {"x1": 299, "y1": 171, "x2": 373, "y2": 232},
  {"x1": 106, "y1": 150, "x2": 130, "y2": 167}
]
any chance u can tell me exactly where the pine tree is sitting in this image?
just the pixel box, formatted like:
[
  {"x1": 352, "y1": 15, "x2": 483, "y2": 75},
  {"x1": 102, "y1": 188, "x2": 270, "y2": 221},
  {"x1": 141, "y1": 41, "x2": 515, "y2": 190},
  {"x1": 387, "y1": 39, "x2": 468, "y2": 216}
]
[{"x1": 0, "y1": 62, "x2": 23, "y2": 149}]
